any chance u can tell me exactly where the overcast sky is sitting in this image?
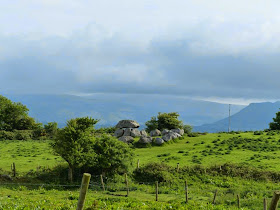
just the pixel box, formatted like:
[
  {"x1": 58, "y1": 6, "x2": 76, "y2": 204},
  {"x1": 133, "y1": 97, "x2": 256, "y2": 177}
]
[{"x1": 1, "y1": 0, "x2": 280, "y2": 105}]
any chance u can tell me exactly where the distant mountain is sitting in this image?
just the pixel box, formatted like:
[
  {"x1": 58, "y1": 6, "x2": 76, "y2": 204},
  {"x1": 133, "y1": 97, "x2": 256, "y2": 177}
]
[
  {"x1": 3, "y1": 94, "x2": 244, "y2": 128},
  {"x1": 194, "y1": 101, "x2": 280, "y2": 132}
]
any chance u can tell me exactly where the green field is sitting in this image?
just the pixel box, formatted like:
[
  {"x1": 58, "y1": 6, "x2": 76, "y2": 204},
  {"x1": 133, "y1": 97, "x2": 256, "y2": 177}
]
[{"x1": 1, "y1": 131, "x2": 280, "y2": 209}]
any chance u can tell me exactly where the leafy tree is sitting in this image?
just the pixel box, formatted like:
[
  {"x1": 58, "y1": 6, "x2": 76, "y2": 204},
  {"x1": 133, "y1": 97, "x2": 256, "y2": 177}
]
[
  {"x1": 269, "y1": 110, "x2": 280, "y2": 130},
  {"x1": 90, "y1": 134, "x2": 134, "y2": 175},
  {"x1": 44, "y1": 122, "x2": 58, "y2": 138},
  {"x1": 51, "y1": 117, "x2": 99, "y2": 182},
  {"x1": 0, "y1": 95, "x2": 38, "y2": 131},
  {"x1": 183, "y1": 124, "x2": 193, "y2": 134},
  {"x1": 145, "y1": 112, "x2": 184, "y2": 132}
]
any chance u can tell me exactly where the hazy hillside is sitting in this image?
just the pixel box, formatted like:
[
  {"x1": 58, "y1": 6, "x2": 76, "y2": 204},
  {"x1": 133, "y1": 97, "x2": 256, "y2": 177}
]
[
  {"x1": 194, "y1": 101, "x2": 280, "y2": 132},
  {"x1": 4, "y1": 94, "x2": 244, "y2": 128}
]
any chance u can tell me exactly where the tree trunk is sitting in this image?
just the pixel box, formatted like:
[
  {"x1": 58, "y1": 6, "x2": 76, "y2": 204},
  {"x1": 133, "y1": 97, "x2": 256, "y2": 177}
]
[{"x1": 68, "y1": 165, "x2": 73, "y2": 183}]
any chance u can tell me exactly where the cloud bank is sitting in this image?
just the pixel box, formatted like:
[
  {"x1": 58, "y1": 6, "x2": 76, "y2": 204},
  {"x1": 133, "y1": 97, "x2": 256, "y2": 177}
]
[{"x1": 1, "y1": 1, "x2": 280, "y2": 104}]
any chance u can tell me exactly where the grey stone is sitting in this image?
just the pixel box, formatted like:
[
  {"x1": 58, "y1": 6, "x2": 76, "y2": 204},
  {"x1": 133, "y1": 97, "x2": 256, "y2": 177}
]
[
  {"x1": 150, "y1": 129, "x2": 161, "y2": 137},
  {"x1": 171, "y1": 128, "x2": 184, "y2": 136},
  {"x1": 162, "y1": 132, "x2": 181, "y2": 142},
  {"x1": 114, "y1": 128, "x2": 124, "y2": 138},
  {"x1": 155, "y1": 138, "x2": 164, "y2": 145},
  {"x1": 138, "y1": 136, "x2": 153, "y2": 144},
  {"x1": 140, "y1": 130, "x2": 148, "y2": 137},
  {"x1": 131, "y1": 128, "x2": 141, "y2": 137},
  {"x1": 123, "y1": 128, "x2": 132, "y2": 136},
  {"x1": 162, "y1": 129, "x2": 169, "y2": 136},
  {"x1": 116, "y1": 120, "x2": 140, "y2": 128},
  {"x1": 118, "y1": 136, "x2": 134, "y2": 144}
]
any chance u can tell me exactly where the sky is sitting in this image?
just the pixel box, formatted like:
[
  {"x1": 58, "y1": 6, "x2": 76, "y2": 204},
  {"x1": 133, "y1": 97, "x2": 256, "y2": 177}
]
[{"x1": 1, "y1": 0, "x2": 280, "y2": 105}]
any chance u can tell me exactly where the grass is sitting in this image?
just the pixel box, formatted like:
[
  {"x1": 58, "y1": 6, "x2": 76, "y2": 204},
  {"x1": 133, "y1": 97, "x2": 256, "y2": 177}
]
[
  {"x1": 0, "y1": 140, "x2": 64, "y2": 173},
  {"x1": 1, "y1": 131, "x2": 280, "y2": 209}
]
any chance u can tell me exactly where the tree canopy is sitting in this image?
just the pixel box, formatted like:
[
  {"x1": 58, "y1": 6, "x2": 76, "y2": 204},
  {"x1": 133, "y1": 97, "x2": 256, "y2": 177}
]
[
  {"x1": 145, "y1": 112, "x2": 184, "y2": 132},
  {"x1": 0, "y1": 95, "x2": 38, "y2": 131},
  {"x1": 52, "y1": 117, "x2": 99, "y2": 181},
  {"x1": 269, "y1": 110, "x2": 280, "y2": 130}
]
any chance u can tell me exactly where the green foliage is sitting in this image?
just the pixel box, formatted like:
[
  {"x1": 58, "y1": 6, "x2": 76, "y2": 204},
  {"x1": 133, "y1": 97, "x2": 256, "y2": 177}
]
[
  {"x1": 44, "y1": 122, "x2": 58, "y2": 138},
  {"x1": 183, "y1": 124, "x2": 193, "y2": 134},
  {"x1": 269, "y1": 110, "x2": 280, "y2": 130},
  {"x1": 15, "y1": 130, "x2": 33, "y2": 140},
  {"x1": 94, "y1": 126, "x2": 117, "y2": 134},
  {"x1": 0, "y1": 130, "x2": 15, "y2": 140},
  {"x1": 51, "y1": 117, "x2": 99, "y2": 172},
  {"x1": 0, "y1": 95, "x2": 38, "y2": 131},
  {"x1": 145, "y1": 112, "x2": 184, "y2": 132},
  {"x1": 89, "y1": 134, "x2": 134, "y2": 175}
]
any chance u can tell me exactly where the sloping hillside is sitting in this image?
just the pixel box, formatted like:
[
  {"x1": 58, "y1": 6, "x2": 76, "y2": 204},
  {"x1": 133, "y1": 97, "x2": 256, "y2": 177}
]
[
  {"x1": 194, "y1": 101, "x2": 280, "y2": 132},
  {"x1": 4, "y1": 94, "x2": 244, "y2": 128}
]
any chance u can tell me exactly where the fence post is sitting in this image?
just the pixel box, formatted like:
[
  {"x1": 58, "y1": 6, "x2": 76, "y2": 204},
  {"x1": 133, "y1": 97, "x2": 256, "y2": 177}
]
[
  {"x1": 137, "y1": 159, "x2": 140, "y2": 169},
  {"x1": 237, "y1": 194, "x2": 240, "y2": 208},
  {"x1": 269, "y1": 191, "x2": 280, "y2": 210},
  {"x1": 177, "y1": 163, "x2": 180, "y2": 172},
  {"x1": 264, "y1": 198, "x2": 267, "y2": 210},
  {"x1": 12, "y1": 163, "x2": 16, "y2": 177},
  {"x1": 185, "y1": 180, "x2": 188, "y2": 203},
  {"x1": 100, "y1": 175, "x2": 105, "y2": 192},
  {"x1": 155, "y1": 181, "x2": 159, "y2": 201},
  {"x1": 77, "y1": 173, "x2": 91, "y2": 210},
  {"x1": 125, "y1": 173, "x2": 129, "y2": 197},
  {"x1": 212, "y1": 189, "x2": 218, "y2": 204}
]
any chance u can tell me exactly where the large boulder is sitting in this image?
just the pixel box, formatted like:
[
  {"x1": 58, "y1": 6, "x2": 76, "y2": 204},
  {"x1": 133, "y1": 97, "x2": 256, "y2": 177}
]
[
  {"x1": 114, "y1": 128, "x2": 124, "y2": 138},
  {"x1": 116, "y1": 120, "x2": 140, "y2": 128},
  {"x1": 171, "y1": 128, "x2": 184, "y2": 136},
  {"x1": 123, "y1": 128, "x2": 132, "y2": 136},
  {"x1": 140, "y1": 130, "x2": 148, "y2": 137},
  {"x1": 162, "y1": 129, "x2": 169, "y2": 136},
  {"x1": 150, "y1": 129, "x2": 161, "y2": 137},
  {"x1": 138, "y1": 136, "x2": 153, "y2": 144},
  {"x1": 118, "y1": 136, "x2": 134, "y2": 144},
  {"x1": 155, "y1": 138, "x2": 164, "y2": 145},
  {"x1": 162, "y1": 132, "x2": 181, "y2": 142},
  {"x1": 131, "y1": 128, "x2": 141, "y2": 137}
]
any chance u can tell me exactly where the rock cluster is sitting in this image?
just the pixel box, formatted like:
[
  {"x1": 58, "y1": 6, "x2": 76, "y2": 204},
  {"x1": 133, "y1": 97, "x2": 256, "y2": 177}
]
[
  {"x1": 114, "y1": 120, "x2": 143, "y2": 142},
  {"x1": 114, "y1": 120, "x2": 184, "y2": 146}
]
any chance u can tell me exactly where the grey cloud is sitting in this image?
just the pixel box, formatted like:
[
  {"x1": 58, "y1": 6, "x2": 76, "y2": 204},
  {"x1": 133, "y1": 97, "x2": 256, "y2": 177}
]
[{"x1": 0, "y1": 24, "x2": 280, "y2": 101}]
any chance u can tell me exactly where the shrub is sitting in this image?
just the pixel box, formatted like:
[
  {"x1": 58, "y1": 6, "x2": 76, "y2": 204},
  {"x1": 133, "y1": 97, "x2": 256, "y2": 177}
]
[
  {"x1": 14, "y1": 130, "x2": 33, "y2": 140},
  {"x1": 0, "y1": 130, "x2": 15, "y2": 140}
]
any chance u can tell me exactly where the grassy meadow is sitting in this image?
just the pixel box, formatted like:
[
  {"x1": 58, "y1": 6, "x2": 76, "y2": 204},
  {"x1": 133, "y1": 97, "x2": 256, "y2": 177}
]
[{"x1": 1, "y1": 131, "x2": 280, "y2": 209}]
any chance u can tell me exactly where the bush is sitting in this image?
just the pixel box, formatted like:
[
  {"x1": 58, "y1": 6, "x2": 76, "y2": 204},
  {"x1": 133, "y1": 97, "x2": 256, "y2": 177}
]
[
  {"x1": 0, "y1": 130, "x2": 15, "y2": 140},
  {"x1": 134, "y1": 162, "x2": 175, "y2": 183},
  {"x1": 14, "y1": 130, "x2": 33, "y2": 140},
  {"x1": 88, "y1": 135, "x2": 134, "y2": 175}
]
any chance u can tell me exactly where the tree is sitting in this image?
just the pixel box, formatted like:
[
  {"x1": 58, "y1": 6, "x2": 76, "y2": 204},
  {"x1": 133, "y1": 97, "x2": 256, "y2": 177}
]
[
  {"x1": 145, "y1": 112, "x2": 184, "y2": 132},
  {"x1": 269, "y1": 110, "x2": 280, "y2": 130},
  {"x1": 51, "y1": 117, "x2": 99, "y2": 182},
  {"x1": 44, "y1": 122, "x2": 58, "y2": 138},
  {"x1": 0, "y1": 95, "x2": 38, "y2": 131},
  {"x1": 183, "y1": 124, "x2": 193, "y2": 134},
  {"x1": 90, "y1": 134, "x2": 134, "y2": 175}
]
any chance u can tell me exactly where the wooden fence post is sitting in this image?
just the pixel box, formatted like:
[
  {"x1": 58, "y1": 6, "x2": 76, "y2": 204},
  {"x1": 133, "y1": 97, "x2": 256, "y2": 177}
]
[
  {"x1": 125, "y1": 173, "x2": 129, "y2": 197},
  {"x1": 155, "y1": 181, "x2": 159, "y2": 201},
  {"x1": 237, "y1": 194, "x2": 240, "y2": 208},
  {"x1": 12, "y1": 163, "x2": 16, "y2": 177},
  {"x1": 100, "y1": 175, "x2": 105, "y2": 192},
  {"x1": 264, "y1": 198, "x2": 267, "y2": 210},
  {"x1": 177, "y1": 163, "x2": 180, "y2": 172},
  {"x1": 185, "y1": 180, "x2": 188, "y2": 203},
  {"x1": 137, "y1": 159, "x2": 140, "y2": 169},
  {"x1": 269, "y1": 191, "x2": 280, "y2": 210},
  {"x1": 77, "y1": 173, "x2": 91, "y2": 210},
  {"x1": 212, "y1": 189, "x2": 218, "y2": 205}
]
